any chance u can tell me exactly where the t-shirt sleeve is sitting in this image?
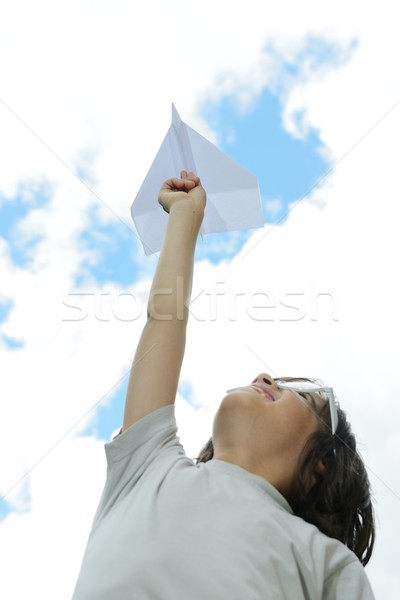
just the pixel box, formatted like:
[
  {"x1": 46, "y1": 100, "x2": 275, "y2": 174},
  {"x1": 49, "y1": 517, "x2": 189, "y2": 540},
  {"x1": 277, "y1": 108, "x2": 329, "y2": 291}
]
[
  {"x1": 324, "y1": 559, "x2": 375, "y2": 599},
  {"x1": 92, "y1": 404, "x2": 189, "y2": 524}
]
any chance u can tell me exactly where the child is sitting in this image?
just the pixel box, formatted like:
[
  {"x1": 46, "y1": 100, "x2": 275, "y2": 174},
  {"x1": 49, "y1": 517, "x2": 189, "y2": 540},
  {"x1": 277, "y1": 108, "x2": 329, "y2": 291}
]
[{"x1": 73, "y1": 172, "x2": 375, "y2": 599}]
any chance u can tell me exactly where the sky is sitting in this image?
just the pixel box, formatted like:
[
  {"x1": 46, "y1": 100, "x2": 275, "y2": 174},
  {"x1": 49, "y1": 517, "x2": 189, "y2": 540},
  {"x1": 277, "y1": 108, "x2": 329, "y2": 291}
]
[{"x1": 0, "y1": 1, "x2": 399, "y2": 597}]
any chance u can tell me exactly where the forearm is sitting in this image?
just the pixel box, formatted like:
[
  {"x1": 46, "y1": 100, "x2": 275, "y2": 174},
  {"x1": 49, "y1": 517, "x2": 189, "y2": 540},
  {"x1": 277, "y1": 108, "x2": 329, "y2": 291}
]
[{"x1": 148, "y1": 204, "x2": 204, "y2": 322}]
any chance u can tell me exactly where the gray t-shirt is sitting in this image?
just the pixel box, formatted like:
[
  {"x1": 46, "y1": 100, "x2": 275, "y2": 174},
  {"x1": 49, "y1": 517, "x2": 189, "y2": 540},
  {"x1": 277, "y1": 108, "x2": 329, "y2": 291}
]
[{"x1": 72, "y1": 405, "x2": 375, "y2": 599}]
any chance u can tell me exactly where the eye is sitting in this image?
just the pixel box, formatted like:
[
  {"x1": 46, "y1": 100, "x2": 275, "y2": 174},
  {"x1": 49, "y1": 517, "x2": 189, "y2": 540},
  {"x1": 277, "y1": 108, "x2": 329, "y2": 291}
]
[{"x1": 298, "y1": 392, "x2": 319, "y2": 411}]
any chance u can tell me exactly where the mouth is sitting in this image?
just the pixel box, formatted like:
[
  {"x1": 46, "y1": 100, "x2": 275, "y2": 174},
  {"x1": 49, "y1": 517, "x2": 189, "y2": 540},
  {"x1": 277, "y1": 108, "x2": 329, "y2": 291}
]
[
  {"x1": 251, "y1": 385, "x2": 275, "y2": 402},
  {"x1": 226, "y1": 385, "x2": 275, "y2": 402}
]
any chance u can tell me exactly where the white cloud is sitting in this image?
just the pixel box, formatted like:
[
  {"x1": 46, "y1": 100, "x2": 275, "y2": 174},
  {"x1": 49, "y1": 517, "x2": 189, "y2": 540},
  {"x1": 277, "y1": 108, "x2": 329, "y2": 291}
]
[{"x1": 1, "y1": 0, "x2": 400, "y2": 597}]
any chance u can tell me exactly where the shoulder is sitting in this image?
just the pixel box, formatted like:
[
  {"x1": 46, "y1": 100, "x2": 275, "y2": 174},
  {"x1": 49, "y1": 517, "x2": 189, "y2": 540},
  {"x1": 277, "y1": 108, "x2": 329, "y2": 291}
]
[
  {"x1": 280, "y1": 513, "x2": 373, "y2": 592},
  {"x1": 92, "y1": 405, "x2": 187, "y2": 523},
  {"x1": 105, "y1": 404, "x2": 178, "y2": 466},
  {"x1": 324, "y1": 557, "x2": 375, "y2": 599}
]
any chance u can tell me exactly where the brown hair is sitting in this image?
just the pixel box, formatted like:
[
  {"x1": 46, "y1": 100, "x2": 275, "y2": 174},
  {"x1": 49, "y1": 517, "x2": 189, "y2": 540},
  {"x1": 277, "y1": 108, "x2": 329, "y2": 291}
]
[{"x1": 195, "y1": 378, "x2": 375, "y2": 566}]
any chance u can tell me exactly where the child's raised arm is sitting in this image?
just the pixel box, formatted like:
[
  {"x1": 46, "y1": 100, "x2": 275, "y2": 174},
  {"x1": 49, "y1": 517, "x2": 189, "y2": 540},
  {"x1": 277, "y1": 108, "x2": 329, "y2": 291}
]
[{"x1": 121, "y1": 171, "x2": 206, "y2": 431}]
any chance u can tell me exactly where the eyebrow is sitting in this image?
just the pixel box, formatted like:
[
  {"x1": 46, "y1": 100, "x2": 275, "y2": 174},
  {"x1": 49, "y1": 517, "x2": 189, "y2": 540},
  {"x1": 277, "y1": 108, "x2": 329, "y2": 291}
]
[
  {"x1": 274, "y1": 379, "x2": 330, "y2": 424},
  {"x1": 298, "y1": 391, "x2": 322, "y2": 415}
]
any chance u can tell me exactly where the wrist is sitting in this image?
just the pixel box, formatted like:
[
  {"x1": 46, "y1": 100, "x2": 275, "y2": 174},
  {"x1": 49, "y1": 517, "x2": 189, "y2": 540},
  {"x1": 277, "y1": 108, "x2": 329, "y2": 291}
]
[{"x1": 169, "y1": 203, "x2": 205, "y2": 229}]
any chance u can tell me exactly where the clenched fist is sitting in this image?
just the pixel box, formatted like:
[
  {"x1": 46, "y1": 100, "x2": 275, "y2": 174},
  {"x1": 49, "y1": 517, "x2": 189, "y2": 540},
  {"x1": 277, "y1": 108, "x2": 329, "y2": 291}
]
[{"x1": 158, "y1": 171, "x2": 206, "y2": 215}]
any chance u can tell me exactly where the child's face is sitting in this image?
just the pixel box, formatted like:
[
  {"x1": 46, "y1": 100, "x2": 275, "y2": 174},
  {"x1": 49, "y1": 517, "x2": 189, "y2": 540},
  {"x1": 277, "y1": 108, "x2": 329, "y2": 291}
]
[{"x1": 211, "y1": 373, "x2": 323, "y2": 498}]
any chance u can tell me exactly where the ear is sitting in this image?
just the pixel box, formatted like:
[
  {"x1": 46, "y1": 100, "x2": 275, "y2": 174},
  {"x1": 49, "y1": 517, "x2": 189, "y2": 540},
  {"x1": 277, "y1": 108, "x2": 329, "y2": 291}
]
[{"x1": 315, "y1": 460, "x2": 326, "y2": 477}]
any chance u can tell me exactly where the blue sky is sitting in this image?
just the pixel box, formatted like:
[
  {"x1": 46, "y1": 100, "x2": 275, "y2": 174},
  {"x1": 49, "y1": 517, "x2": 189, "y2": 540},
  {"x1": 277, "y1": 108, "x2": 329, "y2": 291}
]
[{"x1": 204, "y1": 89, "x2": 326, "y2": 209}]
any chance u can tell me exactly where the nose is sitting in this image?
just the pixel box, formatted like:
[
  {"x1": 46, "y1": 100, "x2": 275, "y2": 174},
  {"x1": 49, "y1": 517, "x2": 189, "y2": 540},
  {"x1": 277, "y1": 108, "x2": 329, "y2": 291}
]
[{"x1": 252, "y1": 373, "x2": 276, "y2": 388}]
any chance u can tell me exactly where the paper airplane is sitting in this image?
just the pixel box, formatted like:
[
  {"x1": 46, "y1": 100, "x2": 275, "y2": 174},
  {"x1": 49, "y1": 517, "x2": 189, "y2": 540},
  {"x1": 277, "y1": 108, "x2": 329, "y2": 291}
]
[{"x1": 131, "y1": 104, "x2": 264, "y2": 255}]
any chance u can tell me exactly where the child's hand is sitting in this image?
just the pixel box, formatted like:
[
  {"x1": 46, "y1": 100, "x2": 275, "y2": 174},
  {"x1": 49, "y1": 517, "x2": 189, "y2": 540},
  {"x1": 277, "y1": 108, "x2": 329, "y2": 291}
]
[{"x1": 158, "y1": 171, "x2": 206, "y2": 214}]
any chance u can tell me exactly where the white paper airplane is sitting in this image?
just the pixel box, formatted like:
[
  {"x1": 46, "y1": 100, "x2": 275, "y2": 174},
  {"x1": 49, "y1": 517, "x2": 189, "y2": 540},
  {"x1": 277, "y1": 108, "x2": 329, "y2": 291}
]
[{"x1": 131, "y1": 104, "x2": 264, "y2": 255}]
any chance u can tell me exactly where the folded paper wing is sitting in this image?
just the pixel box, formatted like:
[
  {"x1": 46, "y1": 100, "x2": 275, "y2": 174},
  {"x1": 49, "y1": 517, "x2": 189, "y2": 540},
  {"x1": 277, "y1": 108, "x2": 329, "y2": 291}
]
[{"x1": 131, "y1": 104, "x2": 264, "y2": 255}]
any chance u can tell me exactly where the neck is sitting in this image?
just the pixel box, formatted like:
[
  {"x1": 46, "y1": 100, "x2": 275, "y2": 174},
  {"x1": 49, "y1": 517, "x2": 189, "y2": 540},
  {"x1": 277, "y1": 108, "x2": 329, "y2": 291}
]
[{"x1": 212, "y1": 450, "x2": 295, "y2": 501}]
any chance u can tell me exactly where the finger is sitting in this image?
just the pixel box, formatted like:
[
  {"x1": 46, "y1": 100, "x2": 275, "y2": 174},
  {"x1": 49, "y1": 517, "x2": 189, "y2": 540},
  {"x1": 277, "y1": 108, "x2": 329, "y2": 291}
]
[
  {"x1": 163, "y1": 175, "x2": 197, "y2": 191},
  {"x1": 184, "y1": 173, "x2": 200, "y2": 188},
  {"x1": 179, "y1": 176, "x2": 196, "y2": 189},
  {"x1": 185, "y1": 171, "x2": 199, "y2": 180},
  {"x1": 163, "y1": 177, "x2": 185, "y2": 189},
  {"x1": 181, "y1": 170, "x2": 199, "y2": 182}
]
